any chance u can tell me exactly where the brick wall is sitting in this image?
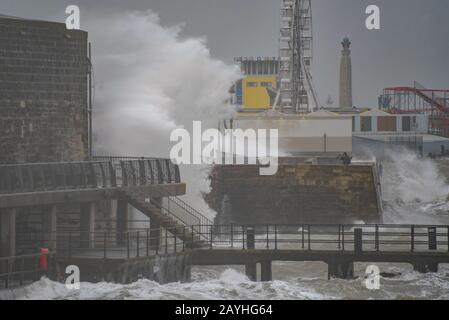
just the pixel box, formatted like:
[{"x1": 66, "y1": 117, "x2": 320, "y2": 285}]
[
  {"x1": 0, "y1": 17, "x2": 88, "y2": 163},
  {"x1": 205, "y1": 162, "x2": 382, "y2": 225}
]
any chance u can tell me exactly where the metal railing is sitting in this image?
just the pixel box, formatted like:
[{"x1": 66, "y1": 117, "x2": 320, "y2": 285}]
[
  {"x1": 0, "y1": 161, "x2": 116, "y2": 194},
  {"x1": 0, "y1": 158, "x2": 181, "y2": 194},
  {"x1": 148, "y1": 189, "x2": 213, "y2": 242},
  {"x1": 190, "y1": 224, "x2": 449, "y2": 253},
  {"x1": 119, "y1": 159, "x2": 180, "y2": 186},
  {"x1": 119, "y1": 160, "x2": 212, "y2": 241},
  {"x1": 16, "y1": 228, "x2": 191, "y2": 260},
  {"x1": 0, "y1": 252, "x2": 56, "y2": 289},
  {"x1": 91, "y1": 156, "x2": 163, "y2": 184}
]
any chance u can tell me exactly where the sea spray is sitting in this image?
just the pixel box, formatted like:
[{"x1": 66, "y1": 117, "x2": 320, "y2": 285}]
[
  {"x1": 86, "y1": 10, "x2": 240, "y2": 218},
  {"x1": 379, "y1": 150, "x2": 449, "y2": 224},
  {"x1": 384, "y1": 150, "x2": 449, "y2": 204}
]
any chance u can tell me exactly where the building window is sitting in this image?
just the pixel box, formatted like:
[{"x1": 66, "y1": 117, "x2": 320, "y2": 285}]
[
  {"x1": 247, "y1": 82, "x2": 258, "y2": 87},
  {"x1": 361, "y1": 116, "x2": 372, "y2": 132},
  {"x1": 377, "y1": 116, "x2": 397, "y2": 132},
  {"x1": 261, "y1": 82, "x2": 273, "y2": 88},
  {"x1": 402, "y1": 116, "x2": 411, "y2": 132}
]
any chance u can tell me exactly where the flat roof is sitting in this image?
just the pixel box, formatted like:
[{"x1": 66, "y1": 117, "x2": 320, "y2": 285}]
[
  {"x1": 354, "y1": 133, "x2": 449, "y2": 143},
  {"x1": 0, "y1": 14, "x2": 26, "y2": 20},
  {"x1": 0, "y1": 13, "x2": 87, "y2": 33}
]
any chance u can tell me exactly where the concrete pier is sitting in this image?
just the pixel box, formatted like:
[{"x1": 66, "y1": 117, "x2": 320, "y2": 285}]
[
  {"x1": 245, "y1": 261, "x2": 257, "y2": 281},
  {"x1": 245, "y1": 260, "x2": 272, "y2": 282},
  {"x1": 56, "y1": 252, "x2": 192, "y2": 284},
  {"x1": 191, "y1": 246, "x2": 449, "y2": 282},
  {"x1": 260, "y1": 261, "x2": 273, "y2": 282},
  {"x1": 327, "y1": 261, "x2": 354, "y2": 280}
]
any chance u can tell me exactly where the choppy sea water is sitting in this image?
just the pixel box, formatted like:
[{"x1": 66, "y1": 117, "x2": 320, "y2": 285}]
[{"x1": 11, "y1": 153, "x2": 449, "y2": 300}]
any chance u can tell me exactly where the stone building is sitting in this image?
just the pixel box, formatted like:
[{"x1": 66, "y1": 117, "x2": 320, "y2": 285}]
[
  {"x1": 0, "y1": 14, "x2": 89, "y2": 164},
  {"x1": 0, "y1": 14, "x2": 90, "y2": 258}
]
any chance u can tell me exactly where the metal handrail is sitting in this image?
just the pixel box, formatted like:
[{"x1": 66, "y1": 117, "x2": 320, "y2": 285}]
[
  {"x1": 0, "y1": 157, "x2": 183, "y2": 194},
  {"x1": 0, "y1": 252, "x2": 56, "y2": 289},
  {"x1": 0, "y1": 161, "x2": 116, "y2": 194},
  {"x1": 119, "y1": 160, "x2": 211, "y2": 241},
  {"x1": 17, "y1": 228, "x2": 193, "y2": 259},
  {"x1": 119, "y1": 159, "x2": 180, "y2": 186},
  {"x1": 192, "y1": 224, "x2": 449, "y2": 253}
]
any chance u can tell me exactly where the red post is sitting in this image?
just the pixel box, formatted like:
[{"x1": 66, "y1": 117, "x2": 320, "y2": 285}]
[{"x1": 39, "y1": 248, "x2": 49, "y2": 270}]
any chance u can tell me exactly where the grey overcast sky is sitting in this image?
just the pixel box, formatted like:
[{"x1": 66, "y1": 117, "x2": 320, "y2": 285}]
[{"x1": 1, "y1": 0, "x2": 448, "y2": 107}]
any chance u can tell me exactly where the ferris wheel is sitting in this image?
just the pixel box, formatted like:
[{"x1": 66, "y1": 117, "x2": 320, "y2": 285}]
[{"x1": 278, "y1": 0, "x2": 319, "y2": 113}]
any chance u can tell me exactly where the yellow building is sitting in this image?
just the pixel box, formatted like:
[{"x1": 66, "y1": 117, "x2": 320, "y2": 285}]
[
  {"x1": 242, "y1": 76, "x2": 277, "y2": 110},
  {"x1": 234, "y1": 57, "x2": 279, "y2": 111}
]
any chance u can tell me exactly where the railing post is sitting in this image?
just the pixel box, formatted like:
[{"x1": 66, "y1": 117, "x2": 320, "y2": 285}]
[
  {"x1": 447, "y1": 226, "x2": 449, "y2": 253},
  {"x1": 104, "y1": 232, "x2": 107, "y2": 260},
  {"x1": 337, "y1": 225, "x2": 341, "y2": 250},
  {"x1": 411, "y1": 225, "x2": 415, "y2": 252},
  {"x1": 183, "y1": 227, "x2": 186, "y2": 251},
  {"x1": 166, "y1": 160, "x2": 172, "y2": 183},
  {"x1": 274, "y1": 225, "x2": 278, "y2": 250},
  {"x1": 266, "y1": 225, "x2": 269, "y2": 249},
  {"x1": 174, "y1": 164, "x2": 181, "y2": 183},
  {"x1": 302, "y1": 224, "x2": 305, "y2": 249},
  {"x1": 121, "y1": 161, "x2": 128, "y2": 187},
  {"x1": 156, "y1": 160, "x2": 164, "y2": 184},
  {"x1": 165, "y1": 228, "x2": 168, "y2": 254},
  {"x1": 354, "y1": 228, "x2": 363, "y2": 254},
  {"x1": 375, "y1": 225, "x2": 379, "y2": 252},
  {"x1": 155, "y1": 230, "x2": 159, "y2": 255},
  {"x1": 246, "y1": 226, "x2": 255, "y2": 250},
  {"x1": 88, "y1": 162, "x2": 97, "y2": 187},
  {"x1": 174, "y1": 228, "x2": 177, "y2": 253},
  {"x1": 428, "y1": 227, "x2": 437, "y2": 250},
  {"x1": 191, "y1": 225, "x2": 194, "y2": 248},
  {"x1": 230, "y1": 225, "x2": 234, "y2": 248},
  {"x1": 127, "y1": 232, "x2": 130, "y2": 259},
  {"x1": 342, "y1": 225, "x2": 345, "y2": 251},
  {"x1": 138, "y1": 160, "x2": 146, "y2": 186},
  {"x1": 210, "y1": 227, "x2": 213, "y2": 249},
  {"x1": 109, "y1": 162, "x2": 117, "y2": 187},
  {"x1": 146, "y1": 160, "x2": 153, "y2": 184},
  {"x1": 242, "y1": 226, "x2": 245, "y2": 250},
  {"x1": 137, "y1": 231, "x2": 140, "y2": 257},
  {"x1": 146, "y1": 229, "x2": 150, "y2": 257},
  {"x1": 308, "y1": 225, "x2": 311, "y2": 251}
]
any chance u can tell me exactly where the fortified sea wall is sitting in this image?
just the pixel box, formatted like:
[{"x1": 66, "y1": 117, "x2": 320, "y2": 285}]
[{"x1": 206, "y1": 159, "x2": 382, "y2": 225}]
